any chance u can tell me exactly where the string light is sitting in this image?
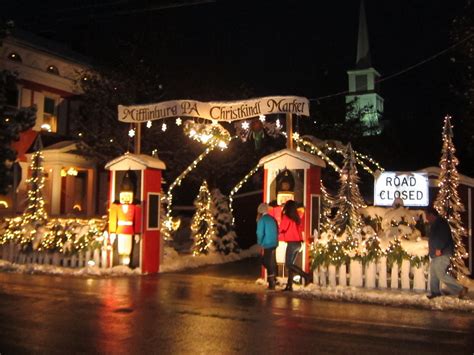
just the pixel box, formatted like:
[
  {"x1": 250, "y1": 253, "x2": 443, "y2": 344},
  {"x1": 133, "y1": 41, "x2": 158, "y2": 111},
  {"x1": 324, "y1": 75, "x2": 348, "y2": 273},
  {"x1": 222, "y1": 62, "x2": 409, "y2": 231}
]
[
  {"x1": 161, "y1": 123, "x2": 167, "y2": 132},
  {"x1": 229, "y1": 163, "x2": 262, "y2": 224},
  {"x1": 128, "y1": 128, "x2": 135, "y2": 138},
  {"x1": 259, "y1": 114, "x2": 266, "y2": 122},
  {"x1": 176, "y1": 117, "x2": 182, "y2": 126},
  {"x1": 146, "y1": 120, "x2": 152, "y2": 128},
  {"x1": 241, "y1": 121, "x2": 249, "y2": 130}
]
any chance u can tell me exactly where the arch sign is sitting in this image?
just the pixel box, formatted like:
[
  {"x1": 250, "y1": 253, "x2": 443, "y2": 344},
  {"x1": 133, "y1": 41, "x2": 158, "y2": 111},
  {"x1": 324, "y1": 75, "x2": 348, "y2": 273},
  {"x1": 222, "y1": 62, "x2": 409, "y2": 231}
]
[
  {"x1": 374, "y1": 171, "x2": 429, "y2": 207},
  {"x1": 118, "y1": 96, "x2": 309, "y2": 123}
]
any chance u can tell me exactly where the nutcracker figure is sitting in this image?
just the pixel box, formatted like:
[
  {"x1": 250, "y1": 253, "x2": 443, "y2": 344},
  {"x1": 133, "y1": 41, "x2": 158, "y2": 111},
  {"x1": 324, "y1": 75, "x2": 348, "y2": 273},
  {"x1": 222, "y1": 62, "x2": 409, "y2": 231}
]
[{"x1": 109, "y1": 170, "x2": 141, "y2": 266}]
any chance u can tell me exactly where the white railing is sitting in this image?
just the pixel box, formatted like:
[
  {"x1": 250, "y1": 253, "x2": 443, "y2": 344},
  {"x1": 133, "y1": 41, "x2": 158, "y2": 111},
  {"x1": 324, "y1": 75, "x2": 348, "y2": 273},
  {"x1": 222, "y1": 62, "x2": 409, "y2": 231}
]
[
  {"x1": 0, "y1": 242, "x2": 108, "y2": 268},
  {"x1": 313, "y1": 256, "x2": 429, "y2": 291}
]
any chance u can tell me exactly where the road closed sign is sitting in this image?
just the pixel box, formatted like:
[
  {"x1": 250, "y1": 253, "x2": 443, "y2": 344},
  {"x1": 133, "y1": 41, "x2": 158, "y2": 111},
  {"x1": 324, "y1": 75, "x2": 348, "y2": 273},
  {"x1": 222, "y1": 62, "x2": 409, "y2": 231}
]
[{"x1": 374, "y1": 172, "x2": 429, "y2": 207}]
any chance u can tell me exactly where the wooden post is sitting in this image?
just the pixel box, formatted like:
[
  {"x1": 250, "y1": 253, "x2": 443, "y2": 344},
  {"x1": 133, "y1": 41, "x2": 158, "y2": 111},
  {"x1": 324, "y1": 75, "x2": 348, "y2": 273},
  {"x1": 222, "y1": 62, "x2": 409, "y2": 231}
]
[
  {"x1": 286, "y1": 112, "x2": 293, "y2": 150},
  {"x1": 135, "y1": 123, "x2": 141, "y2": 154}
]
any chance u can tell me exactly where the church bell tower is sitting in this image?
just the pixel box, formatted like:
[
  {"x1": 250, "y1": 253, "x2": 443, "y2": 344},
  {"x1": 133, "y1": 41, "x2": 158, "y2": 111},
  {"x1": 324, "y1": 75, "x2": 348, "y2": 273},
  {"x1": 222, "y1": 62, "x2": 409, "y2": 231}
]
[{"x1": 346, "y1": 0, "x2": 384, "y2": 135}]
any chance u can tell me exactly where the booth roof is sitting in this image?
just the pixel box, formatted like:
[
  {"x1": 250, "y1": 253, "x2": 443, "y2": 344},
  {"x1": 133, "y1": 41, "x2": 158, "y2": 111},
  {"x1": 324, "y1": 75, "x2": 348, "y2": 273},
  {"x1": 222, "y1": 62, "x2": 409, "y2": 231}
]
[
  {"x1": 259, "y1": 148, "x2": 326, "y2": 168},
  {"x1": 419, "y1": 166, "x2": 474, "y2": 188},
  {"x1": 105, "y1": 152, "x2": 166, "y2": 171}
]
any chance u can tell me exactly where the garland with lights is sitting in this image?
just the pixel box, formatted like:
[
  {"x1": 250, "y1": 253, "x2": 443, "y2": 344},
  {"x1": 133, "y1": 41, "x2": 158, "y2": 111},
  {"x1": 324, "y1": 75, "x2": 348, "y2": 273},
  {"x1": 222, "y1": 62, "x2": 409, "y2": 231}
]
[
  {"x1": 433, "y1": 115, "x2": 469, "y2": 279},
  {"x1": 310, "y1": 236, "x2": 429, "y2": 272},
  {"x1": 0, "y1": 217, "x2": 107, "y2": 255},
  {"x1": 361, "y1": 235, "x2": 383, "y2": 266},
  {"x1": 191, "y1": 180, "x2": 218, "y2": 255},
  {"x1": 385, "y1": 238, "x2": 409, "y2": 268}
]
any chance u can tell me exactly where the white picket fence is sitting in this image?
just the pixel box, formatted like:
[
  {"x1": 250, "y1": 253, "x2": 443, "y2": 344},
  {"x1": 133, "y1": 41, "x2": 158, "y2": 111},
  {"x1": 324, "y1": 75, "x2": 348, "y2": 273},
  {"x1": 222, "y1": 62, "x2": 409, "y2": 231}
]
[
  {"x1": 313, "y1": 256, "x2": 429, "y2": 291},
  {"x1": 0, "y1": 242, "x2": 108, "y2": 269}
]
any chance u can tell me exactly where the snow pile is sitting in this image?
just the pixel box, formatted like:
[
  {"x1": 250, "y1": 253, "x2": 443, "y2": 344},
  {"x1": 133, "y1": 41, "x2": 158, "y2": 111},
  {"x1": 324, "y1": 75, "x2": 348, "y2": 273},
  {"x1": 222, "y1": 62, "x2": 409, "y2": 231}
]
[
  {"x1": 0, "y1": 259, "x2": 141, "y2": 276},
  {"x1": 160, "y1": 244, "x2": 260, "y2": 272},
  {"x1": 297, "y1": 281, "x2": 474, "y2": 312}
]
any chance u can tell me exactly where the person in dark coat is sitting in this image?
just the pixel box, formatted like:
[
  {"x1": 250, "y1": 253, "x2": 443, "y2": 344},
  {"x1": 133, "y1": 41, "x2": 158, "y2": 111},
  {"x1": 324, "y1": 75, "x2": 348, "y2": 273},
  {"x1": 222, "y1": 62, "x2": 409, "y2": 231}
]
[
  {"x1": 256, "y1": 203, "x2": 278, "y2": 290},
  {"x1": 426, "y1": 206, "x2": 468, "y2": 299}
]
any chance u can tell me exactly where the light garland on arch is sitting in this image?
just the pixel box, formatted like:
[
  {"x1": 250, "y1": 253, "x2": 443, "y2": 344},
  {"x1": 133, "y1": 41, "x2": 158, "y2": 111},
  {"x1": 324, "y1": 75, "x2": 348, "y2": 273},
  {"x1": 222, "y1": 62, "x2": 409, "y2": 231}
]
[
  {"x1": 293, "y1": 135, "x2": 384, "y2": 176},
  {"x1": 228, "y1": 163, "x2": 262, "y2": 224},
  {"x1": 293, "y1": 136, "x2": 341, "y2": 172},
  {"x1": 161, "y1": 121, "x2": 233, "y2": 240}
]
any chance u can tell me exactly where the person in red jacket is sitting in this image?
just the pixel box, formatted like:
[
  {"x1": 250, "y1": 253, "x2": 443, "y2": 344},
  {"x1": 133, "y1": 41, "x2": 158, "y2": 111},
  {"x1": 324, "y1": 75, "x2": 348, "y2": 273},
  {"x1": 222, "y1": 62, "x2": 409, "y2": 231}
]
[{"x1": 279, "y1": 200, "x2": 312, "y2": 291}]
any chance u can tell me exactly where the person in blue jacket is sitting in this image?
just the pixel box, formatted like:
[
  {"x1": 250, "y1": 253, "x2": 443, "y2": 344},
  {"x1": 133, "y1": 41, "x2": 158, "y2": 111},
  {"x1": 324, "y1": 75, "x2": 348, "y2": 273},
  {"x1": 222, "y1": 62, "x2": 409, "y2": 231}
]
[
  {"x1": 256, "y1": 203, "x2": 278, "y2": 290},
  {"x1": 426, "y1": 206, "x2": 468, "y2": 299}
]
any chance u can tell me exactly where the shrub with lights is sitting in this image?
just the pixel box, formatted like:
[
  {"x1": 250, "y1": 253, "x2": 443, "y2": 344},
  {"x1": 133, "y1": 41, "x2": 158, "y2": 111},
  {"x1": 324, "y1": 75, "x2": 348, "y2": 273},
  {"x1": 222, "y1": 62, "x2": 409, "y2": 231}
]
[{"x1": 210, "y1": 188, "x2": 239, "y2": 254}]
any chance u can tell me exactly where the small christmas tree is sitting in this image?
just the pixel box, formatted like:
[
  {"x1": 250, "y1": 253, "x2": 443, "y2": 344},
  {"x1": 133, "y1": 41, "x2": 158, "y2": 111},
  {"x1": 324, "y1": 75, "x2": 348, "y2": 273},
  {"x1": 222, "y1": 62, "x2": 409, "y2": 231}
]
[
  {"x1": 191, "y1": 181, "x2": 217, "y2": 256},
  {"x1": 210, "y1": 188, "x2": 239, "y2": 254},
  {"x1": 4, "y1": 136, "x2": 48, "y2": 248},
  {"x1": 434, "y1": 115, "x2": 469, "y2": 278},
  {"x1": 23, "y1": 137, "x2": 48, "y2": 226},
  {"x1": 331, "y1": 143, "x2": 366, "y2": 240},
  {"x1": 320, "y1": 181, "x2": 336, "y2": 235}
]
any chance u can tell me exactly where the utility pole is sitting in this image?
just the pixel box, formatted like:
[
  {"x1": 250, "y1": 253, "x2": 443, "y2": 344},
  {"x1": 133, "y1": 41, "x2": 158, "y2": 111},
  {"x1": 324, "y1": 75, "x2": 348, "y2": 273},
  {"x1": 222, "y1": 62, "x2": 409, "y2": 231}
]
[
  {"x1": 135, "y1": 122, "x2": 141, "y2": 154},
  {"x1": 286, "y1": 112, "x2": 293, "y2": 150}
]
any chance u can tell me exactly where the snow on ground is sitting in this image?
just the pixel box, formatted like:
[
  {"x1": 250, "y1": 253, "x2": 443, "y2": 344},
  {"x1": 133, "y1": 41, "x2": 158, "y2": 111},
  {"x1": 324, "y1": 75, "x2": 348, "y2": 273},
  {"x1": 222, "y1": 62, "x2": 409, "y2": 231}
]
[
  {"x1": 255, "y1": 277, "x2": 474, "y2": 313},
  {"x1": 0, "y1": 259, "x2": 141, "y2": 276},
  {"x1": 160, "y1": 244, "x2": 261, "y2": 272},
  {"x1": 0, "y1": 244, "x2": 261, "y2": 276}
]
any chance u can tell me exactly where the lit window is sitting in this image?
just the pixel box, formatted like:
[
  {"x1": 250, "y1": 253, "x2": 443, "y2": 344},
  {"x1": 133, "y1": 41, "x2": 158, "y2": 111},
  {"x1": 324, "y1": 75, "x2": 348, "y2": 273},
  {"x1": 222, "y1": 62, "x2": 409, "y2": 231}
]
[
  {"x1": 46, "y1": 65, "x2": 59, "y2": 75},
  {"x1": 7, "y1": 52, "x2": 22, "y2": 62},
  {"x1": 43, "y1": 97, "x2": 57, "y2": 132}
]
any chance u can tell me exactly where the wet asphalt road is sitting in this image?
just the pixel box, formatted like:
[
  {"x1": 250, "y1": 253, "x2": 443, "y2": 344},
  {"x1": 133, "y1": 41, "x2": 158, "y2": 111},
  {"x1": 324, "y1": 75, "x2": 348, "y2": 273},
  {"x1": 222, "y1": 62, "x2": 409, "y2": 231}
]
[{"x1": 0, "y1": 258, "x2": 473, "y2": 354}]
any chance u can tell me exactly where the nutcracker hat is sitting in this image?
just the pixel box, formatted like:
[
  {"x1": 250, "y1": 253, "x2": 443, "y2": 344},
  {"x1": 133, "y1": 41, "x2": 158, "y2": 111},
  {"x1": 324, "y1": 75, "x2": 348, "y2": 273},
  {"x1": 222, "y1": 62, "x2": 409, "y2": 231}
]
[
  {"x1": 276, "y1": 169, "x2": 295, "y2": 192},
  {"x1": 121, "y1": 170, "x2": 137, "y2": 193}
]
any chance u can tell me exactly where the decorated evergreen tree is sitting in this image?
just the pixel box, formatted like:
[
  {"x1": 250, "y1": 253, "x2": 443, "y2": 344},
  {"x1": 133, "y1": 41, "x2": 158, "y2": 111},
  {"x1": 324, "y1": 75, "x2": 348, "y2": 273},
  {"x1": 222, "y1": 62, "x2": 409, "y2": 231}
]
[
  {"x1": 320, "y1": 181, "x2": 336, "y2": 234},
  {"x1": 4, "y1": 137, "x2": 48, "y2": 249},
  {"x1": 191, "y1": 181, "x2": 217, "y2": 256},
  {"x1": 23, "y1": 137, "x2": 48, "y2": 226},
  {"x1": 434, "y1": 115, "x2": 469, "y2": 278},
  {"x1": 331, "y1": 143, "x2": 366, "y2": 239},
  {"x1": 210, "y1": 188, "x2": 239, "y2": 254}
]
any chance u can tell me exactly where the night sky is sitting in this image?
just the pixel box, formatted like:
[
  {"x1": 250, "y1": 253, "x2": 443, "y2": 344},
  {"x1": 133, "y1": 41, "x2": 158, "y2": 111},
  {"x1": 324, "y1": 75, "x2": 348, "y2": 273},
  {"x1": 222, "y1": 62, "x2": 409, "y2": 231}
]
[{"x1": 3, "y1": 0, "x2": 471, "y2": 173}]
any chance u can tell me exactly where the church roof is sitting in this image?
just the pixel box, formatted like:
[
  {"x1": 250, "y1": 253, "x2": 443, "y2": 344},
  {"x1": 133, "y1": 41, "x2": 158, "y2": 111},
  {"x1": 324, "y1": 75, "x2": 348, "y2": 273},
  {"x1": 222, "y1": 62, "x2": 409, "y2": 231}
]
[{"x1": 355, "y1": 0, "x2": 372, "y2": 69}]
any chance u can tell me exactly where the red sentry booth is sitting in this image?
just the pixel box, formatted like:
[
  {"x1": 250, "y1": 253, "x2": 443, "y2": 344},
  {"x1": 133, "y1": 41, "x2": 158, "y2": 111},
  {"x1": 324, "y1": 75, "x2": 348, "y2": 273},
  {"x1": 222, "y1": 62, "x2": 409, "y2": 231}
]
[
  {"x1": 105, "y1": 153, "x2": 166, "y2": 273},
  {"x1": 259, "y1": 148, "x2": 325, "y2": 276}
]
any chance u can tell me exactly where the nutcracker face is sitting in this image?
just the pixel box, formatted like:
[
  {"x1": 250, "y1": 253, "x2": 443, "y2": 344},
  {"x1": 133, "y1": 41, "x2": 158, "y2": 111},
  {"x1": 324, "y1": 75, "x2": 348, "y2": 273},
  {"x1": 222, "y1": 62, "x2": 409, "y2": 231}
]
[
  {"x1": 277, "y1": 192, "x2": 294, "y2": 206},
  {"x1": 120, "y1": 191, "x2": 134, "y2": 204}
]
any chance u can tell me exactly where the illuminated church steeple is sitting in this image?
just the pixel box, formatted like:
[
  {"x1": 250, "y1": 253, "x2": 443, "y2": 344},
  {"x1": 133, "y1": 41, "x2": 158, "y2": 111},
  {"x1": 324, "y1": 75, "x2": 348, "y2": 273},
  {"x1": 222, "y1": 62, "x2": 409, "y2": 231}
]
[{"x1": 346, "y1": 0, "x2": 384, "y2": 135}]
